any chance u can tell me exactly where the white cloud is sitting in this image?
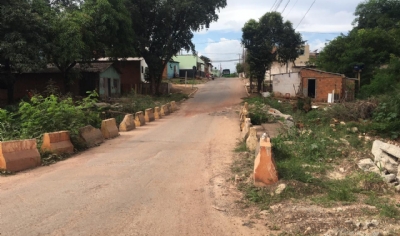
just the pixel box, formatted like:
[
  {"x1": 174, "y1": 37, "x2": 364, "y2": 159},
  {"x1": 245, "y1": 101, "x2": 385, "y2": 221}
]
[{"x1": 203, "y1": 39, "x2": 243, "y2": 72}]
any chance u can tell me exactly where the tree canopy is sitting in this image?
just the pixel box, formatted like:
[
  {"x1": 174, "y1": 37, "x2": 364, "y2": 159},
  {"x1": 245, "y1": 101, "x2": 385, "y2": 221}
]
[
  {"x1": 126, "y1": 0, "x2": 227, "y2": 94},
  {"x1": 242, "y1": 12, "x2": 303, "y2": 92},
  {"x1": 317, "y1": 0, "x2": 400, "y2": 93}
]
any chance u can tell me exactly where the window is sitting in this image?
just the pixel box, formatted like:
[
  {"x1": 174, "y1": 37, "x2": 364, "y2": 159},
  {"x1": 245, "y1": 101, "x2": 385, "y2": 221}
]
[{"x1": 142, "y1": 66, "x2": 144, "y2": 73}]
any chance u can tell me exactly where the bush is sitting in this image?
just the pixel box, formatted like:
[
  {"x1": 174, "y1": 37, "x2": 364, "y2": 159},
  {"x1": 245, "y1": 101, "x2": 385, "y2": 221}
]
[{"x1": 18, "y1": 91, "x2": 101, "y2": 148}]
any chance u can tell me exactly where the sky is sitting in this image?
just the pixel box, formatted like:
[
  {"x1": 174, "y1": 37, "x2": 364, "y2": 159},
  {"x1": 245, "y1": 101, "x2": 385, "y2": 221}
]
[{"x1": 189, "y1": 0, "x2": 363, "y2": 73}]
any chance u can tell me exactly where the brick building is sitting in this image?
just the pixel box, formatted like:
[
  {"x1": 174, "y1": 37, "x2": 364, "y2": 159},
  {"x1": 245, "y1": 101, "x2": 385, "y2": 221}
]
[{"x1": 299, "y1": 68, "x2": 356, "y2": 102}]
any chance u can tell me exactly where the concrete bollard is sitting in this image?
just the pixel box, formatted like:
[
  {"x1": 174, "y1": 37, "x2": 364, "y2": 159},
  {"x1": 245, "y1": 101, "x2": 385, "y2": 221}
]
[
  {"x1": 240, "y1": 118, "x2": 252, "y2": 141},
  {"x1": 161, "y1": 105, "x2": 170, "y2": 116},
  {"x1": 254, "y1": 135, "x2": 278, "y2": 187},
  {"x1": 41, "y1": 131, "x2": 74, "y2": 154},
  {"x1": 166, "y1": 103, "x2": 173, "y2": 113},
  {"x1": 144, "y1": 108, "x2": 155, "y2": 122},
  {"x1": 170, "y1": 101, "x2": 177, "y2": 112},
  {"x1": 119, "y1": 114, "x2": 135, "y2": 132},
  {"x1": 0, "y1": 139, "x2": 41, "y2": 172},
  {"x1": 246, "y1": 127, "x2": 258, "y2": 152},
  {"x1": 134, "y1": 111, "x2": 146, "y2": 127},
  {"x1": 154, "y1": 107, "x2": 162, "y2": 119},
  {"x1": 101, "y1": 118, "x2": 119, "y2": 139},
  {"x1": 79, "y1": 125, "x2": 104, "y2": 147}
]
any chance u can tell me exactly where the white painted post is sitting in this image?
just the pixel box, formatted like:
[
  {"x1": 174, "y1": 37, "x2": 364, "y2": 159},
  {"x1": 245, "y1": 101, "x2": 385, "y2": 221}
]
[{"x1": 185, "y1": 71, "x2": 187, "y2": 87}]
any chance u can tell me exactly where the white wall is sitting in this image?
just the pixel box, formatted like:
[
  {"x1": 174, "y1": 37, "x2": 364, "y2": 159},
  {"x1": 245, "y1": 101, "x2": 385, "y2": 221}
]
[
  {"x1": 140, "y1": 59, "x2": 148, "y2": 82},
  {"x1": 273, "y1": 72, "x2": 301, "y2": 98}
]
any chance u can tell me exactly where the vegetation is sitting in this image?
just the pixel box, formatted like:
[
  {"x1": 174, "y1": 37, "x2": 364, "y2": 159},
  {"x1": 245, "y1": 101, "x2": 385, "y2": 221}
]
[
  {"x1": 1, "y1": 0, "x2": 226, "y2": 103},
  {"x1": 234, "y1": 96, "x2": 400, "y2": 219},
  {"x1": 126, "y1": 0, "x2": 227, "y2": 95},
  {"x1": 241, "y1": 12, "x2": 303, "y2": 93},
  {"x1": 316, "y1": 0, "x2": 400, "y2": 91}
]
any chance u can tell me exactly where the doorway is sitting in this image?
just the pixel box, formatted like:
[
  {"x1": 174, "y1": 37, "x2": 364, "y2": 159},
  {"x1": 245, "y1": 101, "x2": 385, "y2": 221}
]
[{"x1": 308, "y1": 79, "x2": 316, "y2": 98}]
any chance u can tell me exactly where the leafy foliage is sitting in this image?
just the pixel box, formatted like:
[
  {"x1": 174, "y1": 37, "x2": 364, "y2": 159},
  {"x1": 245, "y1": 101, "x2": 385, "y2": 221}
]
[
  {"x1": 126, "y1": 0, "x2": 227, "y2": 95},
  {"x1": 242, "y1": 12, "x2": 303, "y2": 92},
  {"x1": 18, "y1": 92, "x2": 101, "y2": 142}
]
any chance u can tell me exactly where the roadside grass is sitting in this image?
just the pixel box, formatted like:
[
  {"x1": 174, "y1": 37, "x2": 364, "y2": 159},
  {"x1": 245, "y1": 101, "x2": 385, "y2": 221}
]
[{"x1": 232, "y1": 96, "x2": 400, "y2": 220}]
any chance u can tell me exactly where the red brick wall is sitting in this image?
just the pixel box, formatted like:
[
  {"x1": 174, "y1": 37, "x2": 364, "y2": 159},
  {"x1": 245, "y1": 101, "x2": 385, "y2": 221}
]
[
  {"x1": 0, "y1": 73, "x2": 65, "y2": 102},
  {"x1": 300, "y1": 70, "x2": 344, "y2": 102},
  {"x1": 113, "y1": 61, "x2": 141, "y2": 94}
]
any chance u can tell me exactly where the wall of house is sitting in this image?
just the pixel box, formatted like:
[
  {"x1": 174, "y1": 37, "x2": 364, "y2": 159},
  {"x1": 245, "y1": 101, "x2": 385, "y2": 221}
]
[
  {"x1": 99, "y1": 66, "x2": 120, "y2": 97},
  {"x1": 167, "y1": 62, "x2": 179, "y2": 78},
  {"x1": 172, "y1": 55, "x2": 196, "y2": 70},
  {"x1": 140, "y1": 59, "x2": 148, "y2": 82},
  {"x1": 300, "y1": 69, "x2": 344, "y2": 102},
  {"x1": 0, "y1": 73, "x2": 66, "y2": 102},
  {"x1": 294, "y1": 44, "x2": 310, "y2": 67},
  {"x1": 113, "y1": 61, "x2": 141, "y2": 94},
  {"x1": 273, "y1": 73, "x2": 301, "y2": 98}
]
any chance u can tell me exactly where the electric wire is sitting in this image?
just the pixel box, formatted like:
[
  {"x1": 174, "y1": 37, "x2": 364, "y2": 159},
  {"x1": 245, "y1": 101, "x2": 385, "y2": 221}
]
[
  {"x1": 281, "y1": 0, "x2": 290, "y2": 14},
  {"x1": 295, "y1": 0, "x2": 316, "y2": 30},
  {"x1": 270, "y1": 0, "x2": 278, "y2": 12},
  {"x1": 285, "y1": 0, "x2": 298, "y2": 17},
  {"x1": 274, "y1": 0, "x2": 283, "y2": 11}
]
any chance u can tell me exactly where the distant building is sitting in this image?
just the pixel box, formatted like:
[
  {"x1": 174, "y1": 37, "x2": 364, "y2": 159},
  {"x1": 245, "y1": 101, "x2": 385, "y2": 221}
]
[{"x1": 172, "y1": 55, "x2": 205, "y2": 78}]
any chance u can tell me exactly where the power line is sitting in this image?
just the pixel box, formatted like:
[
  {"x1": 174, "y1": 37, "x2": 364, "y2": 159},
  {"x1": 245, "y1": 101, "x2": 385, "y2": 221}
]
[
  {"x1": 281, "y1": 0, "x2": 290, "y2": 14},
  {"x1": 285, "y1": 0, "x2": 298, "y2": 17},
  {"x1": 274, "y1": 0, "x2": 283, "y2": 11},
  {"x1": 270, "y1": 0, "x2": 278, "y2": 12},
  {"x1": 295, "y1": 0, "x2": 316, "y2": 30}
]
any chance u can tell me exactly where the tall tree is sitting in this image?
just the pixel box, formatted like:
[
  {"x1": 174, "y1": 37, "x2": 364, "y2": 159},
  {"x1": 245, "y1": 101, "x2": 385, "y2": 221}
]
[
  {"x1": 242, "y1": 12, "x2": 302, "y2": 92},
  {"x1": 126, "y1": 0, "x2": 227, "y2": 95},
  {"x1": 353, "y1": 0, "x2": 400, "y2": 30},
  {"x1": 0, "y1": 0, "x2": 50, "y2": 103},
  {"x1": 46, "y1": 0, "x2": 135, "y2": 91}
]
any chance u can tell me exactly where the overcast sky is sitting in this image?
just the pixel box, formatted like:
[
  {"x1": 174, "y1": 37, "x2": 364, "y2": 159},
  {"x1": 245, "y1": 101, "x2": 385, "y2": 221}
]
[{"x1": 190, "y1": 0, "x2": 363, "y2": 73}]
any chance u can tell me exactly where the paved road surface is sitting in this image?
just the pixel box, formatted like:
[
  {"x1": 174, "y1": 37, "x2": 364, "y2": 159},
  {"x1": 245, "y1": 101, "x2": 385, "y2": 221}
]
[{"x1": 0, "y1": 78, "x2": 258, "y2": 236}]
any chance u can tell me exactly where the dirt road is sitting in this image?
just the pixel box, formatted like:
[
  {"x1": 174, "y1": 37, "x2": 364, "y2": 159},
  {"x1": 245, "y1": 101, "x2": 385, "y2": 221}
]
[{"x1": 0, "y1": 78, "x2": 262, "y2": 235}]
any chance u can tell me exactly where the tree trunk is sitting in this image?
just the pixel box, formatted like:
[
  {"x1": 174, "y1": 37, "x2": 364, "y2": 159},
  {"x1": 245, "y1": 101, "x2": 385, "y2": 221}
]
[
  {"x1": 257, "y1": 77, "x2": 262, "y2": 93},
  {"x1": 6, "y1": 82, "x2": 15, "y2": 104},
  {"x1": 249, "y1": 75, "x2": 253, "y2": 92},
  {"x1": 63, "y1": 72, "x2": 70, "y2": 93}
]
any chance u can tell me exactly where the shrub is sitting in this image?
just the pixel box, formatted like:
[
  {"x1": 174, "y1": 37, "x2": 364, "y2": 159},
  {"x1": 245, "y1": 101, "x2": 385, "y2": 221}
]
[{"x1": 18, "y1": 91, "x2": 101, "y2": 148}]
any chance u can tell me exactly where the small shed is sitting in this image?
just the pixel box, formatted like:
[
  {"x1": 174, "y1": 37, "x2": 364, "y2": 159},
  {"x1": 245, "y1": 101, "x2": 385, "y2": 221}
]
[
  {"x1": 163, "y1": 61, "x2": 180, "y2": 79},
  {"x1": 272, "y1": 72, "x2": 301, "y2": 98},
  {"x1": 80, "y1": 62, "x2": 121, "y2": 98},
  {"x1": 299, "y1": 68, "x2": 355, "y2": 102}
]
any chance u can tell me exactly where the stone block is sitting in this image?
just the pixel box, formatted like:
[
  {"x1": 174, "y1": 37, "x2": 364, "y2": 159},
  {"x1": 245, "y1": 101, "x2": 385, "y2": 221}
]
[
  {"x1": 41, "y1": 131, "x2": 74, "y2": 154},
  {"x1": 154, "y1": 107, "x2": 162, "y2": 119},
  {"x1": 161, "y1": 105, "x2": 170, "y2": 116},
  {"x1": 240, "y1": 118, "x2": 252, "y2": 141},
  {"x1": 0, "y1": 139, "x2": 41, "y2": 172},
  {"x1": 246, "y1": 127, "x2": 258, "y2": 152},
  {"x1": 119, "y1": 114, "x2": 135, "y2": 132},
  {"x1": 170, "y1": 101, "x2": 177, "y2": 112},
  {"x1": 101, "y1": 118, "x2": 119, "y2": 139},
  {"x1": 134, "y1": 111, "x2": 146, "y2": 127},
  {"x1": 79, "y1": 125, "x2": 104, "y2": 147},
  {"x1": 144, "y1": 108, "x2": 155, "y2": 122},
  {"x1": 166, "y1": 103, "x2": 172, "y2": 113},
  {"x1": 254, "y1": 137, "x2": 278, "y2": 187}
]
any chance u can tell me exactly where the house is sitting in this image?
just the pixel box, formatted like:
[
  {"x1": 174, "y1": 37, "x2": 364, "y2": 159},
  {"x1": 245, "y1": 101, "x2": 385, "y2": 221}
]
[
  {"x1": 162, "y1": 60, "x2": 180, "y2": 79},
  {"x1": 265, "y1": 44, "x2": 310, "y2": 81},
  {"x1": 80, "y1": 62, "x2": 121, "y2": 98},
  {"x1": 0, "y1": 62, "x2": 122, "y2": 102},
  {"x1": 299, "y1": 68, "x2": 356, "y2": 102},
  {"x1": 272, "y1": 72, "x2": 301, "y2": 98},
  {"x1": 98, "y1": 57, "x2": 148, "y2": 94},
  {"x1": 172, "y1": 55, "x2": 205, "y2": 78}
]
